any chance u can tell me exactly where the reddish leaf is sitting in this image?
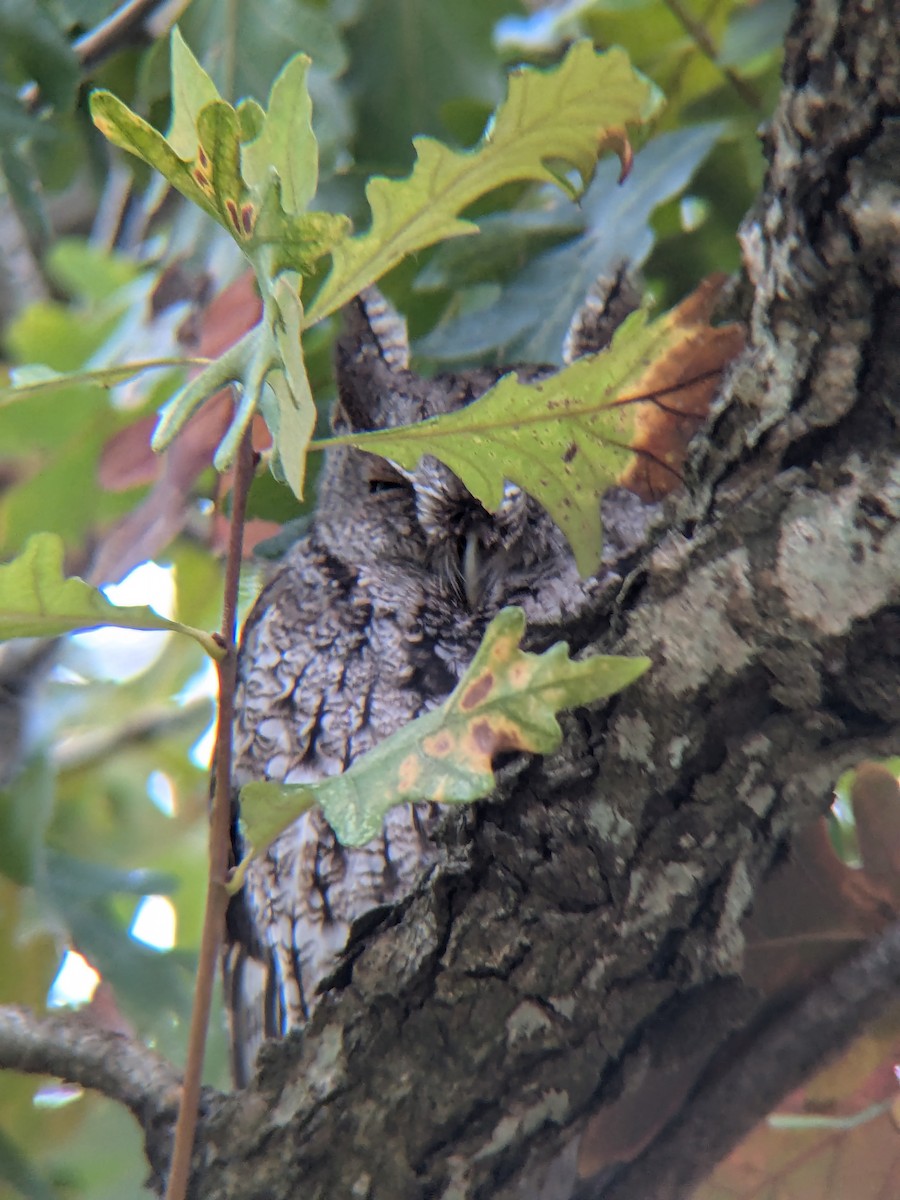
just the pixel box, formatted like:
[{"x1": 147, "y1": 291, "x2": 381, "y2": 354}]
[
  {"x1": 852, "y1": 762, "x2": 900, "y2": 891},
  {"x1": 97, "y1": 414, "x2": 159, "y2": 492},
  {"x1": 697, "y1": 1020, "x2": 900, "y2": 1200},
  {"x1": 744, "y1": 766, "x2": 900, "y2": 1001},
  {"x1": 93, "y1": 274, "x2": 265, "y2": 581},
  {"x1": 193, "y1": 272, "x2": 261, "y2": 360}
]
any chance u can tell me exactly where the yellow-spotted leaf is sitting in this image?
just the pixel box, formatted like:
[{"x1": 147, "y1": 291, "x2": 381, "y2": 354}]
[
  {"x1": 317, "y1": 276, "x2": 744, "y2": 574},
  {"x1": 231, "y1": 606, "x2": 649, "y2": 885},
  {"x1": 304, "y1": 41, "x2": 661, "y2": 325},
  {"x1": 90, "y1": 88, "x2": 222, "y2": 223},
  {"x1": 0, "y1": 533, "x2": 223, "y2": 659}
]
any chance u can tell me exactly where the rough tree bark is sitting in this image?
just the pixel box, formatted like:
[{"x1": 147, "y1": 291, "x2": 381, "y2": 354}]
[{"x1": 11, "y1": 0, "x2": 898, "y2": 1196}]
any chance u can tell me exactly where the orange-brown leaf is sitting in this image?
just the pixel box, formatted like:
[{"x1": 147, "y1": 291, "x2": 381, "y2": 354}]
[{"x1": 618, "y1": 275, "x2": 744, "y2": 501}]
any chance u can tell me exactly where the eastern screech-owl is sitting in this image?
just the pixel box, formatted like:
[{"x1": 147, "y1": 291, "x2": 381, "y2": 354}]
[{"x1": 226, "y1": 285, "x2": 648, "y2": 1085}]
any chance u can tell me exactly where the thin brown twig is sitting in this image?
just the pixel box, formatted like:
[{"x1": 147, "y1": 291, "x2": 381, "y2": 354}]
[
  {"x1": 163, "y1": 425, "x2": 256, "y2": 1200},
  {"x1": 662, "y1": 0, "x2": 764, "y2": 113},
  {"x1": 75, "y1": 0, "x2": 167, "y2": 69},
  {"x1": 19, "y1": 0, "x2": 169, "y2": 112}
]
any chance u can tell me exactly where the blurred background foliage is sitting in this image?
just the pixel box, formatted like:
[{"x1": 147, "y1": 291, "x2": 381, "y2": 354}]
[{"x1": 0, "y1": 0, "x2": 792, "y2": 1196}]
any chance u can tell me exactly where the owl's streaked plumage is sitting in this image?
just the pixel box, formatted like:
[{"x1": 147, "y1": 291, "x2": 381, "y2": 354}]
[{"x1": 226, "y1": 287, "x2": 648, "y2": 1085}]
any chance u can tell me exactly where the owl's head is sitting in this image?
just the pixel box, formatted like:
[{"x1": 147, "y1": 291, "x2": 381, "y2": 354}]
[{"x1": 313, "y1": 291, "x2": 576, "y2": 615}]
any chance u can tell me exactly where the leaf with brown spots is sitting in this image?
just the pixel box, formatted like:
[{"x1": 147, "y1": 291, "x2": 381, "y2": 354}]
[
  {"x1": 318, "y1": 276, "x2": 744, "y2": 575},
  {"x1": 230, "y1": 606, "x2": 649, "y2": 886},
  {"x1": 89, "y1": 31, "x2": 344, "y2": 495},
  {"x1": 90, "y1": 32, "x2": 347, "y2": 277}
]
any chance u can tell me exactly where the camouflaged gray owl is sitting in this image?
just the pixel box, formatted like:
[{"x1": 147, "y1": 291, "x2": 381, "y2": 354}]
[{"x1": 225, "y1": 284, "x2": 650, "y2": 1085}]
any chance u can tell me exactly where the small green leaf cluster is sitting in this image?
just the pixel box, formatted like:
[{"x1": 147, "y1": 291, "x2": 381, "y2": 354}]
[
  {"x1": 88, "y1": 31, "x2": 659, "y2": 501},
  {"x1": 92, "y1": 32, "x2": 344, "y2": 498}
]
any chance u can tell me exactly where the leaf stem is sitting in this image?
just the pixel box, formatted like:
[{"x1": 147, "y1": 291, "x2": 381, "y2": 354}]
[
  {"x1": 163, "y1": 422, "x2": 255, "y2": 1200},
  {"x1": 177, "y1": 624, "x2": 228, "y2": 660},
  {"x1": 661, "y1": 0, "x2": 763, "y2": 113},
  {"x1": 152, "y1": 330, "x2": 256, "y2": 452}
]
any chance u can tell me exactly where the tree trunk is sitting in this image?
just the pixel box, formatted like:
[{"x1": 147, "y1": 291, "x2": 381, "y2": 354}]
[{"x1": 144, "y1": 0, "x2": 900, "y2": 1194}]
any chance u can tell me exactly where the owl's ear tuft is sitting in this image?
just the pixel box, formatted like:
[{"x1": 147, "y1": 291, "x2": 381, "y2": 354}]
[
  {"x1": 355, "y1": 287, "x2": 410, "y2": 370},
  {"x1": 333, "y1": 287, "x2": 410, "y2": 433}
]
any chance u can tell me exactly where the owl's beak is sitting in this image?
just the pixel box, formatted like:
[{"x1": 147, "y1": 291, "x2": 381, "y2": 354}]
[{"x1": 462, "y1": 532, "x2": 482, "y2": 610}]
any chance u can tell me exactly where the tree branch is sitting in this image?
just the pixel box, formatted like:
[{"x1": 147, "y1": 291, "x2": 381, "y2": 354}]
[
  {"x1": 586, "y1": 918, "x2": 900, "y2": 1200},
  {"x1": 20, "y1": 0, "x2": 173, "y2": 112},
  {"x1": 0, "y1": 1004, "x2": 182, "y2": 1123},
  {"x1": 52, "y1": 696, "x2": 212, "y2": 774}
]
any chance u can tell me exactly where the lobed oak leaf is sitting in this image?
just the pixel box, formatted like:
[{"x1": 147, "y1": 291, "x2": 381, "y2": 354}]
[
  {"x1": 318, "y1": 276, "x2": 744, "y2": 575},
  {"x1": 0, "y1": 533, "x2": 222, "y2": 658},
  {"x1": 305, "y1": 42, "x2": 661, "y2": 324},
  {"x1": 230, "y1": 606, "x2": 649, "y2": 884}
]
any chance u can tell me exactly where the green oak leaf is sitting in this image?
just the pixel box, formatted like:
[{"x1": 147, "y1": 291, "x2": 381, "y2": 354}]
[
  {"x1": 305, "y1": 41, "x2": 662, "y2": 325},
  {"x1": 0, "y1": 533, "x2": 223, "y2": 659},
  {"x1": 250, "y1": 186, "x2": 350, "y2": 275},
  {"x1": 316, "y1": 281, "x2": 743, "y2": 574},
  {"x1": 166, "y1": 25, "x2": 221, "y2": 158},
  {"x1": 231, "y1": 606, "x2": 649, "y2": 885},
  {"x1": 262, "y1": 276, "x2": 317, "y2": 498},
  {"x1": 152, "y1": 332, "x2": 256, "y2": 454},
  {"x1": 417, "y1": 124, "x2": 725, "y2": 365},
  {"x1": 241, "y1": 54, "x2": 318, "y2": 215}
]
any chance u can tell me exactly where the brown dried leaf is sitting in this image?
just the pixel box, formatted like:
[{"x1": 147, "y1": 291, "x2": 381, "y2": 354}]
[
  {"x1": 696, "y1": 1019, "x2": 900, "y2": 1200},
  {"x1": 618, "y1": 274, "x2": 745, "y2": 502}
]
